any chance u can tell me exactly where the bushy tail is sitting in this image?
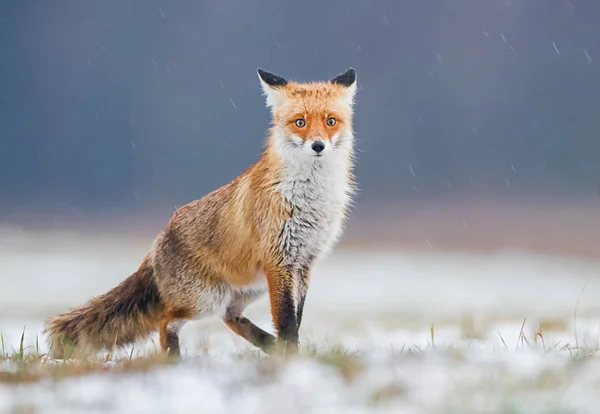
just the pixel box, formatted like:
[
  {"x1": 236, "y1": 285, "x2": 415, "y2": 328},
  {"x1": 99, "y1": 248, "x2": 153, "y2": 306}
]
[{"x1": 44, "y1": 256, "x2": 163, "y2": 358}]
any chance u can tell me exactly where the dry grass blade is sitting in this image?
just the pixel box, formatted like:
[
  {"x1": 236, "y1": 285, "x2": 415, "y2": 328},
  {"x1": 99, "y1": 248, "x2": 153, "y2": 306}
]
[
  {"x1": 574, "y1": 282, "x2": 589, "y2": 353},
  {"x1": 497, "y1": 331, "x2": 508, "y2": 350}
]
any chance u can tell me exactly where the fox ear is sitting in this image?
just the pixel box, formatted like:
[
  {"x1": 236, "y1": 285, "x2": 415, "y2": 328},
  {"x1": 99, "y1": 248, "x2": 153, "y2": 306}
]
[
  {"x1": 257, "y1": 68, "x2": 287, "y2": 109},
  {"x1": 330, "y1": 68, "x2": 357, "y2": 106}
]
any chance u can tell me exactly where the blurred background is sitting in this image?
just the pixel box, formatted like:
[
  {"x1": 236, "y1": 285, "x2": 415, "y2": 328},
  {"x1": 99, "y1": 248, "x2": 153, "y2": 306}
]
[
  {"x1": 2, "y1": 0, "x2": 600, "y2": 339},
  {"x1": 2, "y1": 0, "x2": 600, "y2": 256}
]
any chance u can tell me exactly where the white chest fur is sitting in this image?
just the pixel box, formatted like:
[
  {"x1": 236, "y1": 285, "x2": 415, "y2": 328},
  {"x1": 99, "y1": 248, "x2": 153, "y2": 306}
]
[{"x1": 276, "y1": 154, "x2": 353, "y2": 266}]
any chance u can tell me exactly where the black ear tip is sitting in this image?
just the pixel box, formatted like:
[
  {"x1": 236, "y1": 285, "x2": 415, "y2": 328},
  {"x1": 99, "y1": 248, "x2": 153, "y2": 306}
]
[
  {"x1": 257, "y1": 68, "x2": 288, "y2": 87},
  {"x1": 331, "y1": 67, "x2": 357, "y2": 87}
]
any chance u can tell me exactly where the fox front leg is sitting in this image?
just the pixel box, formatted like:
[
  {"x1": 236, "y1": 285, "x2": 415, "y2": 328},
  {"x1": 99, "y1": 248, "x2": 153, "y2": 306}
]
[
  {"x1": 295, "y1": 265, "x2": 312, "y2": 333},
  {"x1": 222, "y1": 291, "x2": 276, "y2": 354},
  {"x1": 265, "y1": 264, "x2": 299, "y2": 354}
]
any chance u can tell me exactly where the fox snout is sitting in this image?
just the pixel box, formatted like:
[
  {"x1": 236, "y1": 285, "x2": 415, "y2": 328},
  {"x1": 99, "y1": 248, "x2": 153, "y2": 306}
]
[{"x1": 311, "y1": 140, "x2": 325, "y2": 154}]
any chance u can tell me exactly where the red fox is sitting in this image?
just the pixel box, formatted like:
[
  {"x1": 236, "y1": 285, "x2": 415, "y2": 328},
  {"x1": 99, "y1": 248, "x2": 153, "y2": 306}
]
[{"x1": 45, "y1": 68, "x2": 358, "y2": 358}]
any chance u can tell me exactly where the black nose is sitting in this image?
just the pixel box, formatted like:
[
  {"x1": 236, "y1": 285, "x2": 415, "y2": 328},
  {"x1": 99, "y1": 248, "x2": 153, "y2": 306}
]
[{"x1": 311, "y1": 141, "x2": 325, "y2": 153}]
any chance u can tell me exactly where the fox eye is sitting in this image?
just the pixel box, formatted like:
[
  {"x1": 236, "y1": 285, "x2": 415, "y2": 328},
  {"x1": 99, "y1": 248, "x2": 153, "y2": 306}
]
[
  {"x1": 295, "y1": 119, "x2": 306, "y2": 128},
  {"x1": 326, "y1": 117, "x2": 336, "y2": 127}
]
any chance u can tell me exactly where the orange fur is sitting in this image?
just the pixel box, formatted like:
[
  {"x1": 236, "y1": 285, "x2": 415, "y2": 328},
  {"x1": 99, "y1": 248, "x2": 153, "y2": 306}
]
[{"x1": 273, "y1": 83, "x2": 352, "y2": 143}]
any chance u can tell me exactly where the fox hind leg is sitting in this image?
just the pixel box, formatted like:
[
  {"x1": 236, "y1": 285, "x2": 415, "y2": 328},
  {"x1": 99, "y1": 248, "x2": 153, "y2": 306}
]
[
  {"x1": 159, "y1": 308, "x2": 192, "y2": 358},
  {"x1": 166, "y1": 321, "x2": 187, "y2": 356}
]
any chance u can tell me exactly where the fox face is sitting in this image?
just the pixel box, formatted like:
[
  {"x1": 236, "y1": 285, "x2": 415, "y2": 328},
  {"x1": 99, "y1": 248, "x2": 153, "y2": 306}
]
[{"x1": 258, "y1": 68, "x2": 357, "y2": 160}]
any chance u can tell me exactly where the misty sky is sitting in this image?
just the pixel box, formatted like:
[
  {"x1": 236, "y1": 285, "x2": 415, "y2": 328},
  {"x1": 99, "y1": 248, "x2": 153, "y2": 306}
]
[{"x1": 1, "y1": 0, "x2": 600, "y2": 221}]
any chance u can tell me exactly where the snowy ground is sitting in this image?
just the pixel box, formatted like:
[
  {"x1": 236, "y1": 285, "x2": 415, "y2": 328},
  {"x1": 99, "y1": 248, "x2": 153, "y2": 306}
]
[{"x1": 2, "y1": 228, "x2": 600, "y2": 413}]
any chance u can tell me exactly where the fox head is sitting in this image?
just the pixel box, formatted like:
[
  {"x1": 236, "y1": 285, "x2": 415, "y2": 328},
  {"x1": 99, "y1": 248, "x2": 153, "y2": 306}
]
[{"x1": 257, "y1": 68, "x2": 357, "y2": 162}]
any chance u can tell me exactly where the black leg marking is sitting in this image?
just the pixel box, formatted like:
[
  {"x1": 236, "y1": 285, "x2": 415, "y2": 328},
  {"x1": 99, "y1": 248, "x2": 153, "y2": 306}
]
[
  {"x1": 295, "y1": 261, "x2": 313, "y2": 331},
  {"x1": 277, "y1": 288, "x2": 299, "y2": 347}
]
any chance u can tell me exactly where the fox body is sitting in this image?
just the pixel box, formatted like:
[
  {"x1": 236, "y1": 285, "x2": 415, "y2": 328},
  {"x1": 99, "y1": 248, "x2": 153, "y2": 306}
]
[{"x1": 45, "y1": 68, "x2": 358, "y2": 358}]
